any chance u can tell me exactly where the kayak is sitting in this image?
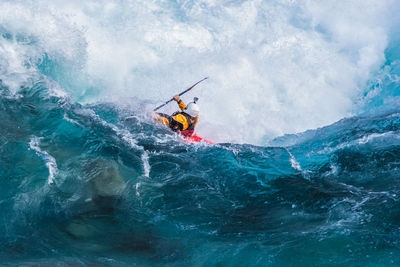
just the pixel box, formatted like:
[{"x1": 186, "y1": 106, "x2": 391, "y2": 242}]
[
  {"x1": 125, "y1": 115, "x2": 213, "y2": 144},
  {"x1": 184, "y1": 134, "x2": 214, "y2": 144}
]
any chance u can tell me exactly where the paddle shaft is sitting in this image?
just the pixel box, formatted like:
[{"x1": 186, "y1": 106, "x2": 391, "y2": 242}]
[{"x1": 153, "y1": 77, "x2": 208, "y2": 111}]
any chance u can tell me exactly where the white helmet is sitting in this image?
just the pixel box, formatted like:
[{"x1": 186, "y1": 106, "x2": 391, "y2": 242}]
[{"x1": 184, "y1": 102, "x2": 200, "y2": 117}]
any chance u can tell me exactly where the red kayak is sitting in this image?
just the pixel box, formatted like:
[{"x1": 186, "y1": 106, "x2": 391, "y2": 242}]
[{"x1": 184, "y1": 134, "x2": 214, "y2": 144}]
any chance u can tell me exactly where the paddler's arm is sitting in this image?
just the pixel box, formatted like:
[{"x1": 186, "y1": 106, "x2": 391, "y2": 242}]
[{"x1": 173, "y1": 95, "x2": 187, "y2": 111}]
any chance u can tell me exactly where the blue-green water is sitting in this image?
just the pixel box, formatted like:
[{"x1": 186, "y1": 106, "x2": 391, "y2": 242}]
[
  {"x1": 1, "y1": 1, "x2": 400, "y2": 266},
  {"x1": 2, "y1": 79, "x2": 400, "y2": 265}
]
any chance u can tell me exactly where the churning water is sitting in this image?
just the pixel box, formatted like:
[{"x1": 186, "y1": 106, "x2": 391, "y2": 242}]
[{"x1": 1, "y1": 0, "x2": 400, "y2": 265}]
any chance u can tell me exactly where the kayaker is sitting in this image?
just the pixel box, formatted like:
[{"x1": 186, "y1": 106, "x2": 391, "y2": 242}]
[{"x1": 154, "y1": 95, "x2": 199, "y2": 137}]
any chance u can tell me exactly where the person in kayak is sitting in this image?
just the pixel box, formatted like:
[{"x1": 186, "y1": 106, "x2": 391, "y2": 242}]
[{"x1": 154, "y1": 95, "x2": 199, "y2": 137}]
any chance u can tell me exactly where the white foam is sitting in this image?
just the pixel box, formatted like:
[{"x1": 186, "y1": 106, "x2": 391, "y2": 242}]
[
  {"x1": 63, "y1": 113, "x2": 81, "y2": 127},
  {"x1": 1, "y1": 0, "x2": 397, "y2": 144},
  {"x1": 312, "y1": 130, "x2": 400, "y2": 156},
  {"x1": 286, "y1": 149, "x2": 302, "y2": 172},
  {"x1": 141, "y1": 151, "x2": 151, "y2": 177},
  {"x1": 29, "y1": 136, "x2": 58, "y2": 184}
]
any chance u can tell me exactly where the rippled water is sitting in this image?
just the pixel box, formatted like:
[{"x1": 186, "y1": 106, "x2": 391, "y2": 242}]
[
  {"x1": 1, "y1": 0, "x2": 400, "y2": 265},
  {"x1": 1, "y1": 82, "x2": 400, "y2": 265}
]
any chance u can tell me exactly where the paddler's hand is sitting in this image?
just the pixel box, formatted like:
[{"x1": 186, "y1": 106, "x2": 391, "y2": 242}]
[{"x1": 173, "y1": 95, "x2": 180, "y2": 102}]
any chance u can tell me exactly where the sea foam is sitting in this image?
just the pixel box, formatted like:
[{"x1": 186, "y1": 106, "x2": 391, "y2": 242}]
[{"x1": 0, "y1": 0, "x2": 398, "y2": 144}]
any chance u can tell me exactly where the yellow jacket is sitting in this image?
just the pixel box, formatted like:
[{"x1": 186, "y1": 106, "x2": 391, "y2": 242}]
[
  {"x1": 155, "y1": 100, "x2": 198, "y2": 136},
  {"x1": 171, "y1": 100, "x2": 198, "y2": 131}
]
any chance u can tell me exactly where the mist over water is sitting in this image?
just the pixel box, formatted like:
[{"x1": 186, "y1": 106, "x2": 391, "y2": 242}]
[
  {"x1": 1, "y1": 0, "x2": 398, "y2": 144},
  {"x1": 1, "y1": 1, "x2": 400, "y2": 266}
]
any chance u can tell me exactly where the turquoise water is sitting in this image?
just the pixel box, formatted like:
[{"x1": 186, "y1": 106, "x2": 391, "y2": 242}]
[{"x1": 1, "y1": 1, "x2": 400, "y2": 266}]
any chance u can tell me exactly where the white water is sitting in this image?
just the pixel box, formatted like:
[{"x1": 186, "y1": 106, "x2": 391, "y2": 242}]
[
  {"x1": 29, "y1": 136, "x2": 58, "y2": 184},
  {"x1": 1, "y1": 0, "x2": 398, "y2": 144}
]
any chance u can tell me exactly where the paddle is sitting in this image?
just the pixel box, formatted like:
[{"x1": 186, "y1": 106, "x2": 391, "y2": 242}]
[{"x1": 153, "y1": 77, "x2": 208, "y2": 111}]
